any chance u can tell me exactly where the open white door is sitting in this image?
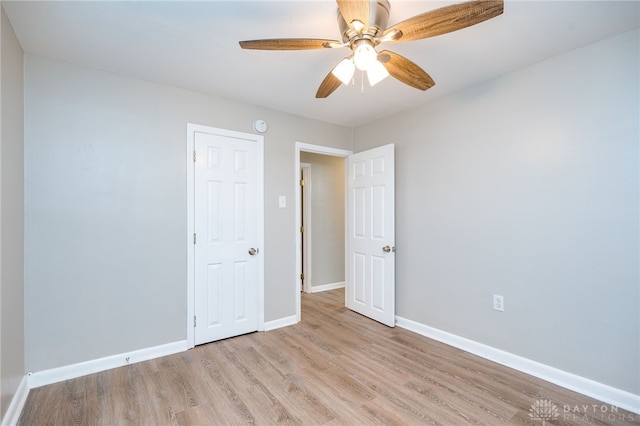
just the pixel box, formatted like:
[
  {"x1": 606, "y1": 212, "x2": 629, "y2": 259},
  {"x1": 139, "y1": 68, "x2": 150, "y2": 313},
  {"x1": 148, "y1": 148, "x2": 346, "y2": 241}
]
[{"x1": 346, "y1": 144, "x2": 395, "y2": 327}]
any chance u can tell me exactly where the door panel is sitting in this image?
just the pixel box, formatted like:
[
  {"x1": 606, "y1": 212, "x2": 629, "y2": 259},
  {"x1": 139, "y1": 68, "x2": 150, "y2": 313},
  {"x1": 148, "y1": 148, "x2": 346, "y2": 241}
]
[
  {"x1": 194, "y1": 131, "x2": 260, "y2": 345},
  {"x1": 206, "y1": 263, "x2": 222, "y2": 327},
  {"x1": 346, "y1": 144, "x2": 395, "y2": 327}
]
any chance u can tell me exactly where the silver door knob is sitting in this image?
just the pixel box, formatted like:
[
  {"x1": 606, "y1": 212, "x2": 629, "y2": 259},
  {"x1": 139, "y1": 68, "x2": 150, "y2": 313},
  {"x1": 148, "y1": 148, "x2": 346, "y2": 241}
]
[
  {"x1": 248, "y1": 248, "x2": 259, "y2": 255},
  {"x1": 382, "y1": 245, "x2": 395, "y2": 253}
]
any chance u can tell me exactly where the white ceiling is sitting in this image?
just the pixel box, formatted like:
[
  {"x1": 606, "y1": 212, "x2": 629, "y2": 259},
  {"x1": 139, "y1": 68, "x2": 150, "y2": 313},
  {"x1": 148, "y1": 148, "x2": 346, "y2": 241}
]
[{"x1": 4, "y1": 0, "x2": 639, "y2": 127}]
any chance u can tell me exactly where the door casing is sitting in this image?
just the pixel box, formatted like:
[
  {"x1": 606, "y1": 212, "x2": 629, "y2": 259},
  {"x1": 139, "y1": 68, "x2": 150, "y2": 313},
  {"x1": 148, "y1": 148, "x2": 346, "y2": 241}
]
[
  {"x1": 187, "y1": 123, "x2": 265, "y2": 348},
  {"x1": 300, "y1": 162, "x2": 311, "y2": 293}
]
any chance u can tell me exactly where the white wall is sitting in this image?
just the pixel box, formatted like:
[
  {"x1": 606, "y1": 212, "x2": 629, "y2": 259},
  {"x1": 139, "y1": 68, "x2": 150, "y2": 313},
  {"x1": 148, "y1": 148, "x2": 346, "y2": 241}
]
[
  {"x1": 0, "y1": 5, "x2": 25, "y2": 420},
  {"x1": 354, "y1": 29, "x2": 639, "y2": 395},
  {"x1": 300, "y1": 152, "x2": 345, "y2": 289},
  {"x1": 24, "y1": 55, "x2": 352, "y2": 373}
]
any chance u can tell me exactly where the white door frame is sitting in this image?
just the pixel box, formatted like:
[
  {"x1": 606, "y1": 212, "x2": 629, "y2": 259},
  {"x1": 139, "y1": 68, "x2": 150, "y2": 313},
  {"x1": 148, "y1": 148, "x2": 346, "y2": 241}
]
[
  {"x1": 300, "y1": 162, "x2": 312, "y2": 293},
  {"x1": 187, "y1": 123, "x2": 265, "y2": 348},
  {"x1": 294, "y1": 142, "x2": 352, "y2": 322}
]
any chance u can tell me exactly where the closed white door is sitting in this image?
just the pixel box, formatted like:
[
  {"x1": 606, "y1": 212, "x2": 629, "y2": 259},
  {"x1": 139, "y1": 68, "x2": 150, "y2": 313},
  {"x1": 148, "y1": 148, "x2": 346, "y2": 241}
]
[
  {"x1": 194, "y1": 130, "x2": 262, "y2": 345},
  {"x1": 346, "y1": 144, "x2": 395, "y2": 327}
]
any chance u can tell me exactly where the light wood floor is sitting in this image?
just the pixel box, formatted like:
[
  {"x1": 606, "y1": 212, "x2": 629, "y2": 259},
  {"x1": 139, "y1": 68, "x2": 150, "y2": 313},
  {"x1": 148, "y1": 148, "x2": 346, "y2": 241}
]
[{"x1": 19, "y1": 289, "x2": 639, "y2": 425}]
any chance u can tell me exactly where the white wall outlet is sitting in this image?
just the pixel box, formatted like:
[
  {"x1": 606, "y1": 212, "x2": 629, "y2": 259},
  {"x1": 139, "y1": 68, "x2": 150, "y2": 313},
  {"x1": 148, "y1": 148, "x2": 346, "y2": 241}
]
[
  {"x1": 493, "y1": 295, "x2": 504, "y2": 312},
  {"x1": 278, "y1": 195, "x2": 286, "y2": 208}
]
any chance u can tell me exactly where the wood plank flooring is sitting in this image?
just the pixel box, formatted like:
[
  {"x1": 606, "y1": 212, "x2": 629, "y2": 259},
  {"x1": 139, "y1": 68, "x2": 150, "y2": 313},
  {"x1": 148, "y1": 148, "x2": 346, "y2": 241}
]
[{"x1": 19, "y1": 289, "x2": 639, "y2": 425}]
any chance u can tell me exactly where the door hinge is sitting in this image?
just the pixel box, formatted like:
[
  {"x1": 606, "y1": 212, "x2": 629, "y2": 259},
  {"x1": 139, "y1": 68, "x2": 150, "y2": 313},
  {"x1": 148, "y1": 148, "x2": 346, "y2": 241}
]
[
  {"x1": 300, "y1": 179, "x2": 304, "y2": 186},
  {"x1": 194, "y1": 315, "x2": 197, "y2": 327},
  {"x1": 300, "y1": 226, "x2": 304, "y2": 233},
  {"x1": 193, "y1": 233, "x2": 196, "y2": 244},
  {"x1": 193, "y1": 151, "x2": 196, "y2": 162},
  {"x1": 300, "y1": 273, "x2": 304, "y2": 280}
]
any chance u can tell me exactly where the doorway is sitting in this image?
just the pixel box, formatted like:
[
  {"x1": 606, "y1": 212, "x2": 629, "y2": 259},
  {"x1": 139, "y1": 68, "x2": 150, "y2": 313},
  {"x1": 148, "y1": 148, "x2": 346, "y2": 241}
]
[
  {"x1": 300, "y1": 153, "x2": 346, "y2": 294},
  {"x1": 295, "y1": 142, "x2": 352, "y2": 322}
]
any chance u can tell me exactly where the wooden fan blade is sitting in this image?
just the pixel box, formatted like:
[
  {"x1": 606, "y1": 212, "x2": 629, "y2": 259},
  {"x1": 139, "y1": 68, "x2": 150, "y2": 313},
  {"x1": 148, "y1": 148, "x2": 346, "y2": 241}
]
[
  {"x1": 383, "y1": 0, "x2": 503, "y2": 43},
  {"x1": 337, "y1": 0, "x2": 370, "y2": 31},
  {"x1": 239, "y1": 38, "x2": 341, "y2": 50},
  {"x1": 316, "y1": 68, "x2": 343, "y2": 98},
  {"x1": 379, "y1": 50, "x2": 435, "y2": 91}
]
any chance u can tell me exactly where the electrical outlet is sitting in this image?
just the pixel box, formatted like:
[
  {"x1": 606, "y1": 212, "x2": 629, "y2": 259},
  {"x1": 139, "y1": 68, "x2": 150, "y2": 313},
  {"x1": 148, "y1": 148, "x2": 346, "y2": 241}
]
[{"x1": 493, "y1": 295, "x2": 504, "y2": 312}]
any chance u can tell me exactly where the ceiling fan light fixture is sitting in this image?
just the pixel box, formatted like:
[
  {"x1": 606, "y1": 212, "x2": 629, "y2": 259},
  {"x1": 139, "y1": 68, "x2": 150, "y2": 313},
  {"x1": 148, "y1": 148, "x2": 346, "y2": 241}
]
[
  {"x1": 332, "y1": 58, "x2": 356, "y2": 85},
  {"x1": 240, "y1": 0, "x2": 504, "y2": 98},
  {"x1": 367, "y1": 60, "x2": 389, "y2": 86},
  {"x1": 353, "y1": 41, "x2": 377, "y2": 71}
]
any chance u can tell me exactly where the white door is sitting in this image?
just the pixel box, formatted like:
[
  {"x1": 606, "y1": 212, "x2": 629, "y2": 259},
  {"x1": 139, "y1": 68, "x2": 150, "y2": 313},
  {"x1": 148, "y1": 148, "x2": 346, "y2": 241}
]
[
  {"x1": 194, "y1": 129, "x2": 262, "y2": 345},
  {"x1": 346, "y1": 144, "x2": 395, "y2": 327}
]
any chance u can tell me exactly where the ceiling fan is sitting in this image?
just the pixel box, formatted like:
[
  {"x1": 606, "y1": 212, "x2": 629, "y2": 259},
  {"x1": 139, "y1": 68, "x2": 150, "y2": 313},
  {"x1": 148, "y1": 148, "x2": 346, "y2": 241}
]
[{"x1": 239, "y1": 0, "x2": 503, "y2": 98}]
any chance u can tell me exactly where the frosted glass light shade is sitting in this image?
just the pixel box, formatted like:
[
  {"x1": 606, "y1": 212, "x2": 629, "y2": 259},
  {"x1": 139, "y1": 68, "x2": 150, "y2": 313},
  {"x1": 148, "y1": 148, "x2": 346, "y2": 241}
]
[
  {"x1": 367, "y1": 60, "x2": 389, "y2": 86},
  {"x1": 332, "y1": 58, "x2": 356, "y2": 85},
  {"x1": 353, "y1": 43, "x2": 377, "y2": 71}
]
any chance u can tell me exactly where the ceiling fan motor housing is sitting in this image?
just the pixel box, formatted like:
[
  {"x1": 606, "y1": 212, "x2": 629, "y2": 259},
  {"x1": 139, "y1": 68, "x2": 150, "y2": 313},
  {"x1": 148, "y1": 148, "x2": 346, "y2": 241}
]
[{"x1": 338, "y1": 0, "x2": 390, "y2": 42}]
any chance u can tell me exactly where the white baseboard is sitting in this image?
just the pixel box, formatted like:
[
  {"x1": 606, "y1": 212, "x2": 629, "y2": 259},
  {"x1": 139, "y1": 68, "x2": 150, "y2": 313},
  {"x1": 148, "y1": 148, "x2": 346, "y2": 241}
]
[
  {"x1": 395, "y1": 316, "x2": 640, "y2": 415},
  {"x1": 27, "y1": 340, "x2": 188, "y2": 389},
  {"x1": 1, "y1": 375, "x2": 29, "y2": 426},
  {"x1": 264, "y1": 315, "x2": 297, "y2": 331},
  {"x1": 309, "y1": 281, "x2": 345, "y2": 293}
]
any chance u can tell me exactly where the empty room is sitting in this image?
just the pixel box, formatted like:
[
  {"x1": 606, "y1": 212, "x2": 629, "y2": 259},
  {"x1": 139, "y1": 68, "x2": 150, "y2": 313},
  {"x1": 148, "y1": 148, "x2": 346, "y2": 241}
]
[{"x1": 1, "y1": 0, "x2": 638, "y2": 424}]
